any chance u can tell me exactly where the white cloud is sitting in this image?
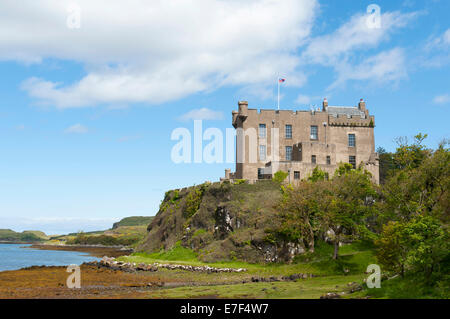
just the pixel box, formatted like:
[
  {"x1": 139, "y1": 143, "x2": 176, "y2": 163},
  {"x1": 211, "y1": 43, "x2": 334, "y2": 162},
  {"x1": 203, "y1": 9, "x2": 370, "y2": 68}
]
[
  {"x1": 422, "y1": 29, "x2": 450, "y2": 67},
  {"x1": 444, "y1": 29, "x2": 450, "y2": 44},
  {"x1": 301, "y1": 10, "x2": 417, "y2": 90},
  {"x1": 433, "y1": 94, "x2": 450, "y2": 105},
  {"x1": 178, "y1": 108, "x2": 224, "y2": 122},
  {"x1": 64, "y1": 123, "x2": 88, "y2": 134},
  {"x1": 0, "y1": 0, "x2": 318, "y2": 108},
  {"x1": 426, "y1": 28, "x2": 450, "y2": 50},
  {"x1": 302, "y1": 11, "x2": 418, "y2": 65},
  {"x1": 328, "y1": 48, "x2": 407, "y2": 90}
]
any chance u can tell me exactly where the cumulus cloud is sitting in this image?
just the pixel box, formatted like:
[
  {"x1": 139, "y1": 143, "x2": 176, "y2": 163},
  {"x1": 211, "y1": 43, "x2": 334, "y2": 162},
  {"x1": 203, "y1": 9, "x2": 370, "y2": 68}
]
[
  {"x1": 301, "y1": 10, "x2": 417, "y2": 90},
  {"x1": 433, "y1": 94, "x2": 450, "y2": 105},
  {"x1": 0, "y1": 0, "x2": 318, "y2": 108},
  {"x1": 64, "y1": 123, "x2": 88, "y2": 134},
  {"x1": 178, "y1": 108, "x2": 224, "y2": 122},
  {"x1": 302, "y1": 11, "x2": 418, "y2": 65},
  {"x1": 328, "y1": 48, "x2": 407, "y2": 90}
]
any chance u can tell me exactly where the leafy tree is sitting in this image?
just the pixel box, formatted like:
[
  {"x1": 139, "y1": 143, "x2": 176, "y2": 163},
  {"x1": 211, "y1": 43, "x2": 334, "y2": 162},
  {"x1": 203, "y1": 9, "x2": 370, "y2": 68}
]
[
  {"x1": 381, "y1": 138, "x2": 449, "y2": 222},
  {"x1": 377, "y1": 147, "x2": 395, "y2": 184},
  {"x1": 270, "y1": 182, "x2": 322, "y2": 252},
  {"x1": 270, "y1": 164, "x2": 376, "y2": 259},
  {"x1": 376, "y1": 216, "x2": 448, "y2": 281},
  {"x1": 321, "y1": 165, "x2": 377, "y2": 259},
  {"x1": 393, "y1": 133, "x2": 430, "y2": 171},
  {"x1": 375, "y1": 221, "x2": 410, "y2": 277}
]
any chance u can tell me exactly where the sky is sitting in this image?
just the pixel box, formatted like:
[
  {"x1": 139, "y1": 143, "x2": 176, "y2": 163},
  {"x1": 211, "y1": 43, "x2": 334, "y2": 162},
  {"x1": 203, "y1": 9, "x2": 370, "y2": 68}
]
[{"x1": 0, "y1": 0, "x2": 449, "y2": 234}]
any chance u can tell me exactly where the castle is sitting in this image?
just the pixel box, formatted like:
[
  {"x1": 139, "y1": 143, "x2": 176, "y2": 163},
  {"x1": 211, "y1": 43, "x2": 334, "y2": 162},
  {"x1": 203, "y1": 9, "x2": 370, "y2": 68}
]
[{"x1": 223, "y1": 99, "x2": 379, "y2": 184}]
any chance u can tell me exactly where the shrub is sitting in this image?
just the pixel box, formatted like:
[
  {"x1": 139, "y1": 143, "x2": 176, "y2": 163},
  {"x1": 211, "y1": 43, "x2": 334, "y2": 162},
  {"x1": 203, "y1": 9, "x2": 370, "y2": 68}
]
[{"x1": 273, "y1": 170, "x2": 289, "y2": 183}]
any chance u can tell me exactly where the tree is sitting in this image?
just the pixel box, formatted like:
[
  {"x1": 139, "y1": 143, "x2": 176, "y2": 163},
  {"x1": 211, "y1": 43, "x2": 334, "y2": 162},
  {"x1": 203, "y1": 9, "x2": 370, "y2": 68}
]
[
  {"x1": 381, "y1": 138, "x2": 449, "y2": 222},
  {"x1": 376, "y1": 215, "x2": 448, "y2": 281},
  {"x1": 271, "y1": 164, "x2": 377, "y2": 260},
  {"x1": 321, "y1": 165, "x2": 377, "y2": 259},
  {"x1": 377, "y1": 147, "x2": 395, "y2": 184},
  {"x1": 393, "y1": 133, "x2": 430, "y2": 171},
  {"x1": 375, "y1": 221, "x2": 410, "y2": 277},
  {"x1": 272, "y1": 182, "x2": 322, "y2": 252}
]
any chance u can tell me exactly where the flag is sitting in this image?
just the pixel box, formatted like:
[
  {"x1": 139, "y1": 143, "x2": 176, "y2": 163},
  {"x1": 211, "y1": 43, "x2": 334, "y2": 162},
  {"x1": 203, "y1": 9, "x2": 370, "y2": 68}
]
[{"x1": 279, "y1": 78, "x2": 286, "y2": 83}]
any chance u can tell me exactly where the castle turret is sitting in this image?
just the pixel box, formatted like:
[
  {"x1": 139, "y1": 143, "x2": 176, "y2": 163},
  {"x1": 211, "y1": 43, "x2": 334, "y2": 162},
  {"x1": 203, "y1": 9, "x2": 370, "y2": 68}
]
[
  {"x1": 322, "y1": 98, "x2": 328, "y2": 111},
  {"x1": 238, "y1": 101, "x2": 248, "y2": 118},
  {"x1": 358, "y1": 98, "x2": 366, "y2": 111}
]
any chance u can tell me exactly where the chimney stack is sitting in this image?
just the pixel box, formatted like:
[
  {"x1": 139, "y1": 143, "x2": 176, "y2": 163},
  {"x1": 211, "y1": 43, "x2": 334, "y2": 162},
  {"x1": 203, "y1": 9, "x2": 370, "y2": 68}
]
[
  {"x1": 322, "y1": 98, "x2": 328, "y2": 111},
  {"x1": 358, "y1": 98, "x2": 366, "y2": 110}
]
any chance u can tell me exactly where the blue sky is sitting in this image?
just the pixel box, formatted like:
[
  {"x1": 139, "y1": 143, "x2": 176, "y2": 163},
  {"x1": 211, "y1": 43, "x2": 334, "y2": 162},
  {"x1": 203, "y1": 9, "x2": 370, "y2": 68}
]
[{"x1": 0, "y1": 0, "x2": 449, "y2": 234}]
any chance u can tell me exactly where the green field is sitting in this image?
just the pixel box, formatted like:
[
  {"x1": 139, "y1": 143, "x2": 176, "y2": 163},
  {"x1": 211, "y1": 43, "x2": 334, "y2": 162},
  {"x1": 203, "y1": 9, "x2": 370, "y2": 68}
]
[{"x1": 116, "y1": 241, "x2": 384, "y2": 298}]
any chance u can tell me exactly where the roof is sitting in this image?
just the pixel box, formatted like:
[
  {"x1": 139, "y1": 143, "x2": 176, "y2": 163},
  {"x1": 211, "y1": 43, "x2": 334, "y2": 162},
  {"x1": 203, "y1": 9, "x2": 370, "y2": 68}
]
[{"x1": 326, "y1": 106, "x2": 366, "y2": 119}]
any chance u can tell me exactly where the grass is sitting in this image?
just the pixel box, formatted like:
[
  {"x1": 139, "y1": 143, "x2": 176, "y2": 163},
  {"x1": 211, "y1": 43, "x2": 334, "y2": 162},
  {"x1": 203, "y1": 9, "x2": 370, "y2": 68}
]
[
  {"x1": 116, "y1": 240, "x2": 446, "y2": 299},
  {"x1": 348, "y1": 273, "x2": 450, "y2": 299},
  {"x1": 120, "y1": 241, "x2": 377, "y2": 277},
  {"x1": 145, "y1": 274, "x2": 365, "y2": 299}
]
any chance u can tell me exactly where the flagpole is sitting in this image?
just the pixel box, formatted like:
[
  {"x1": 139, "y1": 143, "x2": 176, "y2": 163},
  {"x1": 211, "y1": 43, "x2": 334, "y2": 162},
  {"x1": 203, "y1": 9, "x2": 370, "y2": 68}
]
[{"x1": 277, "y1": 78, "x2": 280, "y2": 110}]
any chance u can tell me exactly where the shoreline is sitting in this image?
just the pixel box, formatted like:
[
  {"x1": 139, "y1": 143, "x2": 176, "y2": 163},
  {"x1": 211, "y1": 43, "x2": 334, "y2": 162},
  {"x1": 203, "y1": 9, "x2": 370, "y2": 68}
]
[{"x1": 27, "y1": 244, "x2": 134, "y2": 258}]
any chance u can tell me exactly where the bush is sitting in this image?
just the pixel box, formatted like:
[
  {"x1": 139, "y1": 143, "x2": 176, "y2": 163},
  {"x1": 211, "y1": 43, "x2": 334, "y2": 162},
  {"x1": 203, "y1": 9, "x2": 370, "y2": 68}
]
[{"x1": 273, "y1": 170, "x2": 289, "y2": 183}]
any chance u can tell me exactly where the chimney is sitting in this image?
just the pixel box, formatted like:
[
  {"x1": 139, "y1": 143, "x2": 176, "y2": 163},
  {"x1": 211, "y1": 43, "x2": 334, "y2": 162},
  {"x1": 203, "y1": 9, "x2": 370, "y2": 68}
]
[
  {"x1": 358, "y1": 98, "x2": 366, "y2": 110},
  {"x1": 322, "y1": 98, "x2": 328, "y2": 111}
]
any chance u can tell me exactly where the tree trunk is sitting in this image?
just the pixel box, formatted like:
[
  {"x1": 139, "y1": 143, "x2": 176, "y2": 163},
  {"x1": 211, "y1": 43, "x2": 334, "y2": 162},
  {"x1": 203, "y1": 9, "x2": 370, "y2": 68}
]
[
  {"x1": 308, "y1": 224, "x2": 315, "y2": 253},
  {"x1": 333, "y1": 239, "x2": 339, "y2": 260}
]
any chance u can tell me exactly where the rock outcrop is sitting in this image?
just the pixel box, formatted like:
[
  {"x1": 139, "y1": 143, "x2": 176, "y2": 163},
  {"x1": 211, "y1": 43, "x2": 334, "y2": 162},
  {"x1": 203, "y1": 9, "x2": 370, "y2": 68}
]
[{"x1": 138, "y1": 181, "x2": 307, "y2": 263}]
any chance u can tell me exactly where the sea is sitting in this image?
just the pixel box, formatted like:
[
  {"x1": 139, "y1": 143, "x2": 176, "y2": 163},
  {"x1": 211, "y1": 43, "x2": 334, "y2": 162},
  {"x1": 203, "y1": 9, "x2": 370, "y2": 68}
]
[{"x1": 0, "y1": 243, "x2": 99, "y2": 271}]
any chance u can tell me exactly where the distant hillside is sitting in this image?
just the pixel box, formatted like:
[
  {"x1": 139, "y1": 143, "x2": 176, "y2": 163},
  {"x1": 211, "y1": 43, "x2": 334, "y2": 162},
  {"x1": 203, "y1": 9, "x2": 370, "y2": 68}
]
[
  {"x1": 0, "y1": 229, "x2": 48, "y2": 242},
  {"x1": 112, "y1": 216, "x2": 154, "y2": 229},
  {"x1": 50, "y1": 216, "x2": 155, "y2": 247}
]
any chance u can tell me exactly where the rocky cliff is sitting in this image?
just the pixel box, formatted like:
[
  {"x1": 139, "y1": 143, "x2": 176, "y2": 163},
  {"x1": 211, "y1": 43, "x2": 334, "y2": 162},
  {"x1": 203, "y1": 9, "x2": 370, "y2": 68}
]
[{"x1": 138, "y1": 181, "x2": 305, "y2": 263}]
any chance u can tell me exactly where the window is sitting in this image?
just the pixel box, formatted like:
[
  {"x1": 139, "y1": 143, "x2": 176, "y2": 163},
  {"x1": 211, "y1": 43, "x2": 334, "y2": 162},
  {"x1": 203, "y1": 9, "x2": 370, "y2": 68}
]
[
  {"x1": 348, "y1": 134, "x2": 356, "y2": 147},
  {"x1": 326, "y1": 156, "x2": 331, "y2": 165},
  {"x1": 259, "y1": 124, "x2": 266, "y2": 138},
  {"x1": 285, "y1": 125, "x2": 292, "y2": 139},
  {"x1": 294, "y1": 171, "x2": 300, "y2": 180},
  {"x1": 310, "y1": 125, "x2": 318, "y2": 140},
  {"x1": 285, "y1": 146, "x2": 292, "y2": 161},
  {"x1": 311, "y1": 155, "x2": 316, "y2": 164},
  {"x1": 349, "y1": 156, "x2": 356, "y2": 169},
  {"x1": 258, "y1": 168, "x2": 264, "y2": 180},
  {"x1": 259, "y1": 145, "x2": 266, "y2": 161}
]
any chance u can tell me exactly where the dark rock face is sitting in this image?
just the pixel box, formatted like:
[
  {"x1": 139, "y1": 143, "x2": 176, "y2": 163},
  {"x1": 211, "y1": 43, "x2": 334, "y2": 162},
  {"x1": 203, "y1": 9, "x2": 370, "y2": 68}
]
[{"x1": 138, "y1": 181, "x2": 306, "y2": 263}]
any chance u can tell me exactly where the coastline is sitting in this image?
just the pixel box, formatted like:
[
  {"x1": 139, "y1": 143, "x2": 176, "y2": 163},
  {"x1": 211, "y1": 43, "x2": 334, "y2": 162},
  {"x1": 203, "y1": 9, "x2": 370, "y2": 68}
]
[{"x1": 27, "y1": 244, "x2": 134, "y2": 258}]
